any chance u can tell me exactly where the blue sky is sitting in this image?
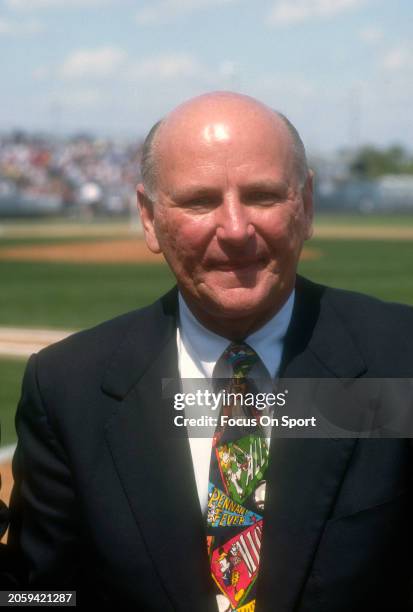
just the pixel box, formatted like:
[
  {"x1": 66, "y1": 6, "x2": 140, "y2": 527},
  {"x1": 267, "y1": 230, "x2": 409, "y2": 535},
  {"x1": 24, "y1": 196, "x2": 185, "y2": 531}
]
[{"x1": 1, "y1": 0, "x2": 412, "y2": 152}]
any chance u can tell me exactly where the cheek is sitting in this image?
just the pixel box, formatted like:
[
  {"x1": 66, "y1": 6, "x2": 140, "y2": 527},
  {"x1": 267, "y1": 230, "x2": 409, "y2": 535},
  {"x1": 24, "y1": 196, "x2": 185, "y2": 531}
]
[
  {"x1": 155, "y1": 212, "x2": 209, "y2": 268},
  {"x1": 277, "y1": 203, "x2": 307, "y2": 239},
  {"x1": 260, "y1": 208, "x2": 297, "y2": 242},
  {"x1": 257, "y1": 204, "x2": 307, "y2": 255}
]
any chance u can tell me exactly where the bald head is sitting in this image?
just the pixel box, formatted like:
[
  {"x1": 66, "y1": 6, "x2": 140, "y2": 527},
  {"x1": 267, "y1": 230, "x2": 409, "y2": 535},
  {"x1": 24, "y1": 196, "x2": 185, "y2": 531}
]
[{"x1": 140, "y1": 92, "x2": 308, "y2": 201}]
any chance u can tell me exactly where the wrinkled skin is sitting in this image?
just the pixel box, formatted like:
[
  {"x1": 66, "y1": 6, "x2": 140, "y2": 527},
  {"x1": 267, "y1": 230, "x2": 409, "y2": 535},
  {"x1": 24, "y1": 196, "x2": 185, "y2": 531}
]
[{"x1": 137, "y1": 93, "x2": 313, "y2": 339}]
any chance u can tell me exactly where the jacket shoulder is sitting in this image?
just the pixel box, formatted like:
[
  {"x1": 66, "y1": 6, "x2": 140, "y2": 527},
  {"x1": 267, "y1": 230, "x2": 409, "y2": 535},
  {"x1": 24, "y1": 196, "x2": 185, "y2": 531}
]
[
  {"x1": 322, "y1": 283, "x2": 413, "y2": 330},
  {"x1": 33, "y1": 286, "x2": 178, "y2": 382},
  {"x1": 315, "y1": 281, "x2": 413, "y2": 374}
]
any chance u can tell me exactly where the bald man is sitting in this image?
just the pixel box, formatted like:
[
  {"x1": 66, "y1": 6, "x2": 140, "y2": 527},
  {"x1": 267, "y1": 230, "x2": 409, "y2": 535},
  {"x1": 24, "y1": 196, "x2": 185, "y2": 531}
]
[{"x1": 6, "y1": 92, "x2": 413, "y2": 611}]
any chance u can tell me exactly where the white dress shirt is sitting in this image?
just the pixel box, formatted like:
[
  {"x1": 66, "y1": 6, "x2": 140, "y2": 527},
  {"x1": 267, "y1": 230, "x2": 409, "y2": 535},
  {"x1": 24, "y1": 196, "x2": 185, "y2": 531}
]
[{"x1": 176, "y1": 291, "x2": 295, "y2": 512}]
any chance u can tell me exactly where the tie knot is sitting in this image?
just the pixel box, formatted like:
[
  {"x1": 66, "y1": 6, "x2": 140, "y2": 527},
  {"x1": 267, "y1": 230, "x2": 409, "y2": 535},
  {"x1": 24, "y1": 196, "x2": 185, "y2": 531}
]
[{"x1": 222, "y1": 342, "x2": 259, "y2": 379}]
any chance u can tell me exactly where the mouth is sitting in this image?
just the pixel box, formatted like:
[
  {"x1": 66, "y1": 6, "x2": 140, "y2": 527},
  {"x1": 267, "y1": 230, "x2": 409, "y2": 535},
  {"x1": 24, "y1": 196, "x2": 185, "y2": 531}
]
[{"x1": 208, "y1": 258, "x2": 266, "y2": 272}]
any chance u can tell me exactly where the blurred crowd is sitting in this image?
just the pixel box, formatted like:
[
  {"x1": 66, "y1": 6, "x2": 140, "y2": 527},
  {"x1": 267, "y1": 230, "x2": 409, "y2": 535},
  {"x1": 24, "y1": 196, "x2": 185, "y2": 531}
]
[
  {"x1": 0, "y1": 132, "x2": 143, "y2": 217},
  {"x1": 2, "y1": 131, "x2": 413, "y2": 217}
]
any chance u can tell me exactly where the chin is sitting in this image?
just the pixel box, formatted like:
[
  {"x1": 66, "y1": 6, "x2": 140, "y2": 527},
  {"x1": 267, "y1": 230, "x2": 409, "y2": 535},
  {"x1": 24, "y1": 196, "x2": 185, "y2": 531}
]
[{"x1": 203, "y1": 286, "x2": 273, "y2": 319}]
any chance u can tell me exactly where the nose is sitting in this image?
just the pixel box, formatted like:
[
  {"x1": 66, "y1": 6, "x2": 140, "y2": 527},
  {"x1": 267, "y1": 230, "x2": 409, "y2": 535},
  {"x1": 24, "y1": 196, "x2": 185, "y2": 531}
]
[{"x1": 215, "y1": 195, "x2": 255, "y2": 246}]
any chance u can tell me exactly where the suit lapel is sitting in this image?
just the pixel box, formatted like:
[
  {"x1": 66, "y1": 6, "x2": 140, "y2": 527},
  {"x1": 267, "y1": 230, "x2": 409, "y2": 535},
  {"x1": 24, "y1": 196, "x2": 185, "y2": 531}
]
[
  {"x1": 102, "y1": 288, "x2": 215, "y2": 611},
  {"x1": 280, "y1": 276, "x2": 367, "y2": 379},
  {"x1": 257, "y1": 277, "x2": 366, "y2": 611}
]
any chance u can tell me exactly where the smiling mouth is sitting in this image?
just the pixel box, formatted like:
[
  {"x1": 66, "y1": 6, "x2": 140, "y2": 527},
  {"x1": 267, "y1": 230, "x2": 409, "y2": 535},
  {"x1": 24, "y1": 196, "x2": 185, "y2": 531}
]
[{"x1": 210, "y1": 258, "x2": 266, "y2": 271}]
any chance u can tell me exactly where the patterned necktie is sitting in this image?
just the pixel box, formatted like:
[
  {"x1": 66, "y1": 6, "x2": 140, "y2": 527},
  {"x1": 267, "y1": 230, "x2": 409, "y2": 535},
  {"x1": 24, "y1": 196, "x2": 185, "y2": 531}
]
[{"x1": 206, "y1": 342, "x2": 269, "y2": 612}]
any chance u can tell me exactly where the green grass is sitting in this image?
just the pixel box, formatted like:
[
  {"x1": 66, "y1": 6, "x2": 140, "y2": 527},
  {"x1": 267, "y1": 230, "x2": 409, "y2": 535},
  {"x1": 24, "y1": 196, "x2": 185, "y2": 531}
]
[
  {"x1": 0, "y1": 239, "x2": 411, "y2": 331},
  {"x1": 314, "y1": 212, "x2": 413, "y2": 227},
  {"x1": 0, "y1": 235, "x2": 133, "y2": 248},
  {"x1": 0, "y1": 217, "x2": 130, "y2": 227},
  {"x1": 299, "y1": 239, "x2": 413, "y2": 304},
  {"x1": 0, "y1": 261, "x2": 174, "y2": 329},
  {"x1": 0, "y1": 358, "x2": 26, "y2": 446}
]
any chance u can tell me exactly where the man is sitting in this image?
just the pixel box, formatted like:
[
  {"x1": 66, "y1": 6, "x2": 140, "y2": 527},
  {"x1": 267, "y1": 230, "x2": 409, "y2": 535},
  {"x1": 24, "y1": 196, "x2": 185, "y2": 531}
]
[{"x1": 5, "y1": 92, "x2": 413, "y2": 610}]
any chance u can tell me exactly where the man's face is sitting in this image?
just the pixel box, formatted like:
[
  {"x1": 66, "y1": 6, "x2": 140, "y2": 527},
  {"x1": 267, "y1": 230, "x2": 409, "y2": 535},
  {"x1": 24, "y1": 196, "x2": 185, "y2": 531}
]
[{"x1": 138, "y1": 110, "x2": 313, "y2": 335}]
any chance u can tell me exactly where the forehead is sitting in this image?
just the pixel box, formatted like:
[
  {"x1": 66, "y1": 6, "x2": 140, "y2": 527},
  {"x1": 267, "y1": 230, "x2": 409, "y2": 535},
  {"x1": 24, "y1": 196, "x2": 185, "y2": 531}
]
[{"x1": 156, "y1": 111, "x2": 296, "y2": 188}]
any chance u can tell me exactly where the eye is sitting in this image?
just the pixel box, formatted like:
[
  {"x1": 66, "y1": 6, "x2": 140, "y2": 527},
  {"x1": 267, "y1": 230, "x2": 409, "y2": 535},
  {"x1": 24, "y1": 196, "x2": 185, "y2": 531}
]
[
  {"x1": 180, "y1": 196, "x2": 220, "y2": 211},
  {"x1": 245, "y1": 191, "x2": 283, "y2": 206}
]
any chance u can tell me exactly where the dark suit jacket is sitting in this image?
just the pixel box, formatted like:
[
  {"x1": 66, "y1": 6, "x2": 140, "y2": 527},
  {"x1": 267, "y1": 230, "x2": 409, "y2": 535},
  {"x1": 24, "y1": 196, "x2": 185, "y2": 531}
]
[{"x1": 5, "y1": 276, "x2": 413, "y2": 610}]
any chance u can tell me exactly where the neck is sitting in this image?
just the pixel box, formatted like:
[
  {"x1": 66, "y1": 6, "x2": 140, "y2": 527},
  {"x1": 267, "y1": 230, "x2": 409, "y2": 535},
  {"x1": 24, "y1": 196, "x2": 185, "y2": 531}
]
[{"x1": 181, "y1": 291, "x2": 293, "y2": 341}]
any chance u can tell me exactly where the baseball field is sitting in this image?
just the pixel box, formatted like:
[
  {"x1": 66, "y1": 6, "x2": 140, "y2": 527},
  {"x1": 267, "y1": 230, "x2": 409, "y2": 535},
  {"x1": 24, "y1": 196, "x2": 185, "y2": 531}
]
[{"x1": 1, "y1": 212, "x2": 413, "y2": 519}]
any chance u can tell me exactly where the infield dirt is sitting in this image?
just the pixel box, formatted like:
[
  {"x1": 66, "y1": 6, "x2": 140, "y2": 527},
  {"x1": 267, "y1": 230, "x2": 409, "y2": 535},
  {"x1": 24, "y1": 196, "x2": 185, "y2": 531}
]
[
  {"x1": 0, "y1": 462, "x2": 12, "y2": 543},
  {"x1": 0, "y1": 239, "x2": 322, "y2": 264}
]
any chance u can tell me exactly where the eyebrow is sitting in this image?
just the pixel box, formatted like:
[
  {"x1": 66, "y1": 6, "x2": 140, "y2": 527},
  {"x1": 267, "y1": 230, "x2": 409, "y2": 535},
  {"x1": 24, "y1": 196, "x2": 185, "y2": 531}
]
[
  {"x1": 240, "y1": 180, "x2": 288, "y2": 193},
  {"x1": 167, "y1": 180, "x2": 289, "y2": 203},
  {"x1": 169, "y1": 186, "x2": 222, "y2": 202}
]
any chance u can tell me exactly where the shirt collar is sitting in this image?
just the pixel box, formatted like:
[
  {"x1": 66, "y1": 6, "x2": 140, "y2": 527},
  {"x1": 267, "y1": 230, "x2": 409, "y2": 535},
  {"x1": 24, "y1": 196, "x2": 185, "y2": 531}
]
[{"x1": 178, "y1": 291, "x2": 295, "y2": 379}]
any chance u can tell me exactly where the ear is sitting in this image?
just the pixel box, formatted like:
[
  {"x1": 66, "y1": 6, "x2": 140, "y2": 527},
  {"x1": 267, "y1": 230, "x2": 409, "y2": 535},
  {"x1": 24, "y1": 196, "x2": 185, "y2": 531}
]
[
  {"x1": 136, "y1": 183, "x2": 162, "y2": 254},
  {"x1": 302, "y1": 169, "x2": 314, "y2": 240}
]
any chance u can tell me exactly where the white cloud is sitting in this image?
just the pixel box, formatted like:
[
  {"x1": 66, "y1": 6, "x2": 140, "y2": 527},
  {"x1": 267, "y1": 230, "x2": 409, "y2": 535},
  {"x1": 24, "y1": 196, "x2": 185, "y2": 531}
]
[
  {"x1": 60, "y1": 47, "x2": 127, "y2": 80},
  {"x1": 0, "y1": 16, "x2": 43, "y2": 34},
  {"x1": 381, "y1": 45, "x2": 412, "y2": 71},
  {"x1": 64, "y1": 89, "x2": 100, "y2": 108},
  {"x1": 6, "y1": 0, "x2": 111, "y2": 9},
  {"x1": 136, "y1": 0, "x2": 238, "y2": 25},
  {"x1": 0, "y1": 18, "x2": 14, "y2": 33},
  {"x1": 52, "y1": 88, "x2": 101, "y2": 109},
  {"x1": 129, "y1": 53, "x2": 201, "y2": 79},
  {"x1": 32, "y1": 65, "x2": 50, "y2": 81},
  {"x1": 37, "y1": 49, "x2": 203, "y2": 87},
  {"x1": 253, "y1": 73, "x2": 316, "y2": 101},
  {"x1": 359, "y1": 25, "x2": 383, "y2": 44},
  {"x1": 268, "y1": 0, "x2": 366, "y2": 27}
]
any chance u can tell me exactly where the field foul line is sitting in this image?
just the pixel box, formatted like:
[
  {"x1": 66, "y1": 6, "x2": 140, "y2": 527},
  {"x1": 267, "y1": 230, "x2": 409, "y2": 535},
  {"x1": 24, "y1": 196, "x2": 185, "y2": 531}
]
[
  {"x1": 314, "y1": 226, "x2": 413, "y2": 239},
  {"x1": 0, "y1": 444, "x2": 16, "y2": 464},
  {"x1": 0, "y1": 327, "x2": 74, "y2": 358},
  {"x1": 0, "y1": 222, "x2": 143, "y2": 239}
]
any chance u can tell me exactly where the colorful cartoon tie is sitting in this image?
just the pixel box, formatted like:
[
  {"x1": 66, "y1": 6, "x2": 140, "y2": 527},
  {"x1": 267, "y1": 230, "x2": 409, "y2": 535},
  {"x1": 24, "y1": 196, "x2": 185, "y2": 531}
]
[{"x1": 206, "y1": 343, "x2": 269, "y2": 612}]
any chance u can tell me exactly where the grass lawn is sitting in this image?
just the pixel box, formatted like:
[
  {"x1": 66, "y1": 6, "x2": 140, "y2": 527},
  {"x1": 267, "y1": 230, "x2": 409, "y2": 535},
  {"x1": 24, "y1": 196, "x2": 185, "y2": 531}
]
[
  {"x1": 0, "y1": 238, "x2": 412, "y2": 331},
  {"x1": 314, "y1": 212, "x2": 413, "y2": 227},
  {"x1": 299, "y1": 239, "x2": 413, "y2": 304},
  {"x1": 0, "y1": 262, "x2": 175, "y2": 329},
  {"x1": 0, "y1": 234, "x2": 134, "y2": 248},
  {"x1": 0, "y1": 358, "x2": 26, "y2": 446}
]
